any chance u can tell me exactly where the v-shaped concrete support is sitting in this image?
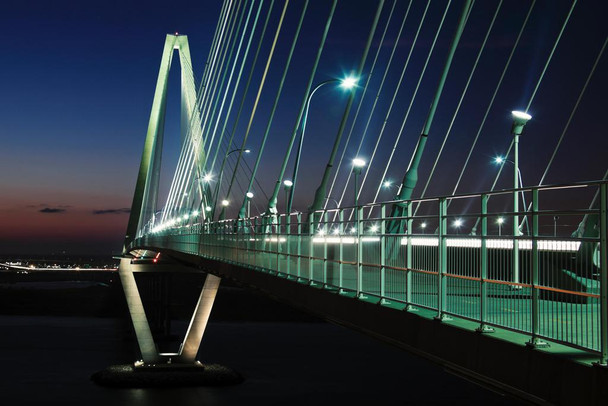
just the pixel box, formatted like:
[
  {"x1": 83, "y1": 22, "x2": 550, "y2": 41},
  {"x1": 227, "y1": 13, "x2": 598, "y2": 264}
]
[{"x1": 118, "y1": 257, "x2": 221, "y2": 365}]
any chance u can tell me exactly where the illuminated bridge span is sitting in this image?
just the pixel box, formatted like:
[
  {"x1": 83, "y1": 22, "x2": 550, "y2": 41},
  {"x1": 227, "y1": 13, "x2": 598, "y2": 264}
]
[{"x1": 119, "y1": 1, "x2": 608, "y2": 404}]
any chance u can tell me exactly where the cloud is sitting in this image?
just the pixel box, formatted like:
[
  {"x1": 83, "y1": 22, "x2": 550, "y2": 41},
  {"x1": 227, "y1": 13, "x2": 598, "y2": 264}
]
[
  {"x1": 92, "y1": 208, "x2": 131, "y2": 215},
  {"x1": 29, "y1": 204, "x2": 71, "y2": 209},
  {"x1": 39, "y1": 207, "x2": 66, "y2": 214}
]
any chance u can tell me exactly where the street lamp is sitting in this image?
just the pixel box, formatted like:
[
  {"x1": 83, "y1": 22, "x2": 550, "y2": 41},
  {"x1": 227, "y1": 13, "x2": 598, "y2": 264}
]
[
  {"x1": 286, "y1": 76, "x2": 359, "y2": 215},
  {"x1": 352, "y1": 157, "x2": 366, "y2": 296},
  {"x1": 494, "y1": 156, "x2": 529, "y2": 234},
  {"x1": 421, "y1": 222, "x2": 427, "y2": 233},
  {"x1": 453, "y1": 218, "x2": 463, "y2": 234},
  {"x1": 497, "y1": 217, "x2": 504, "y2": 236},
  {"x1": 215, "y1": 148, "x2": 251, "y2": 218},
  {"x1": 382, "y1": 179, "x2": 400, "y2": 194},
  {"x1": 245, "y1": 192, "x2": 254, "y2": 218},
  {"x1": 553, "y1": 215, "x2": 559, "y2": 237},
  {"x1": 510, "y1": 110, "x2": 532, "y2": 286},
  {"x1": 352, "y1": 158, "x2": 366, "y2": 208},
  {"x1": 283, "y1": 180, "x2": 293, "y2": 216}
]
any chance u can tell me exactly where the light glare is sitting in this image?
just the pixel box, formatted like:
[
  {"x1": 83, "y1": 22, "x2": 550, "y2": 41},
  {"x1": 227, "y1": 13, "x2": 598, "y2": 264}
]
[{"x1": 340, "y1": 76, "x2": 358, "y2": 89}]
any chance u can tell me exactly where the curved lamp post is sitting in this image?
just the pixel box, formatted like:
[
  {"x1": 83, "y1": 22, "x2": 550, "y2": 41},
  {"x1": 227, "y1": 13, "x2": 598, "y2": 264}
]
[
  {"x1": 286, "y1": 76, "x2": 358, "y2": 215},
  {"x1": 510, "y1": 110, "x2": 532, "y2": 286},
  {"x1": 214, "y1": 148, "x2": 250, "y2": 219}
]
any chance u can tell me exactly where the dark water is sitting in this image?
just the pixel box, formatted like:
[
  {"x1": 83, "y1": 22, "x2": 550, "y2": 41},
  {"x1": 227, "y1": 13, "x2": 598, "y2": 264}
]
[{"x1": 0, "y1": 316, "x2": 522, "y2": 405}]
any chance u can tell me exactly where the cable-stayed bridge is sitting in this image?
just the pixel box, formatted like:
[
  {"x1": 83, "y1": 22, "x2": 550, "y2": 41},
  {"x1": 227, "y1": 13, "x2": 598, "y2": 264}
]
[{"x1": 118, "y1": 1, "x2": 608, "y2": 403}]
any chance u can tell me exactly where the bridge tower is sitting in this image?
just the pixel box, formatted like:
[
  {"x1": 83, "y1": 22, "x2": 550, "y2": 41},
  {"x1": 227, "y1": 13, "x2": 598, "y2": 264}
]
[{"x1": 119, "y1": 34, "x2": 220, "y2": 367}]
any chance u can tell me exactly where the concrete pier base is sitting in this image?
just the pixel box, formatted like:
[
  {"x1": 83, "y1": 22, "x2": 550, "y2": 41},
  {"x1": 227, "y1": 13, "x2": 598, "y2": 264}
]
[
  {"x1": 116, "y1": 255, "x2": 227, "y2": 375},
  {"x1": 91, "y1": 363, "x2": 243, "y2": 388}
]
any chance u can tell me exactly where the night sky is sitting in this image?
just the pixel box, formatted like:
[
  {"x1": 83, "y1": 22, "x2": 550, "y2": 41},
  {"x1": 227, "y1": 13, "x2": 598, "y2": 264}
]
[{"x1": 1, "y1": 0, "x2": 607, "y2": 255}]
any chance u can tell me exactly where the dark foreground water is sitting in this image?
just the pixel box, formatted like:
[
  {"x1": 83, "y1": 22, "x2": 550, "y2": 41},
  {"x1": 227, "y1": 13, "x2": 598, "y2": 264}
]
[{"x1": 0, "y1": 316, "x2": 522, "y2": 405}]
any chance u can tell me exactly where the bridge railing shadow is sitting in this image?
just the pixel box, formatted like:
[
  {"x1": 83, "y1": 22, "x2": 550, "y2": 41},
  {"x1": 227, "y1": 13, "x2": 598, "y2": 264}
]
[{"x1": 132, "y1": 180, "x2": 607, "y2": 362}]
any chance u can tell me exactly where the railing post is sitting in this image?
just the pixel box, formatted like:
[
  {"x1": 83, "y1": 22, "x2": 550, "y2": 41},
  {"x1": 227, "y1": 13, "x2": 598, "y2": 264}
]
[
  {"x1": 308, "y1": 213, "x2": 314, "y2": 282},
  {"x1": 276, "y1": 215, "x2": 282, "y2": 273},
  {"x1": 527, "y1": 188, "x2": 548, "y2": 347},
  {"x1": 357, "y1": 206, "x2": 363, "y2": 297},
  {"x1": 599, "y1": 183, "x2": 608, "y2": 364},
  {"x1": 286, "y1": 213, "x2": 292, "y2": 277},
  {"x1": 406, "y1": 203, "x2": 414, "y2": 310},
  {"x1": 323, "y1": 210, "x2": 328, "y2": 286},
  {"x1": 477, "y1": 194, "x2": 494, "y2": 333},
  {"x1": 339, "y1": 209, "x2": 345, "y2": 292},
  {"x1": 297, "y1": 212, "x2": 302, "y2": 280},
  {"x1": 380, "y1": 204, "x2": 386, "y2": 301},
  {"x1": 435, "y1": 198, "x2": 449, "y2": 321}
]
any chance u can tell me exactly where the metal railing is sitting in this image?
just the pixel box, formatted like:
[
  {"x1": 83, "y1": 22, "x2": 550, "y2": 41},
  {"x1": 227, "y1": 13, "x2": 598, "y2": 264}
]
[{"x1": 132, "y1": 181, "x2": 607, "y2": 363}]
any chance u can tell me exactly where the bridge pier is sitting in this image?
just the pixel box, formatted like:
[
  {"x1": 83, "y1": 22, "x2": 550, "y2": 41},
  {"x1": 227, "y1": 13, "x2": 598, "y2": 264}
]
[
  {"x1": 92, "y1": 255, "x2": 243, "y2": 387},
  {"x1": 117, "y1": 256, "x2": 221, "y2": 367}
]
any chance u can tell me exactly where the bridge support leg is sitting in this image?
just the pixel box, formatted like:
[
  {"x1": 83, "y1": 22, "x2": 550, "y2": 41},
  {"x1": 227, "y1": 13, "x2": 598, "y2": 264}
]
[
  {"x1": 178, "y1": 274, "x2": 221, "y2": 363},
  {"x1": 118, "y1": 258, "x2": 161, "y2": 364}
]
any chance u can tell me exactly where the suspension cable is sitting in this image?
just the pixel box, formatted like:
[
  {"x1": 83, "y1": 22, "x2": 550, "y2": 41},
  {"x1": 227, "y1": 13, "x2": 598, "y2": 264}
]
[
  {"x1": 450, "y1": 0, "x2": 535, "y2": 198},
  {"x1": 415, "y1": 0, "x2": 502, "y2": 214},
  {"x1": 324, "y1": 0, "x2": 400, "y2": 210},
  {"x1": 367, "y1": 1, "x2": 450, "y2": 213}
]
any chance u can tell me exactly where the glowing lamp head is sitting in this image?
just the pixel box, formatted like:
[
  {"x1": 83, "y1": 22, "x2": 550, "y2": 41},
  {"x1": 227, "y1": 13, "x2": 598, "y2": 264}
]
[
  {"x1": 340, "y1": 76, "x2": 358, "y2": 90},
  {"x1": 221, "y1": 199, "x2": 230, "y2": 207},
  {"x1": 246, "y1": 192, "x2": 254, "y2": 199},
  {"x1": 205, "y1": 206, "x2": 212, "y2": 212},
  {"x1": 511, "y1": 110, "x2": 532, "y2": 135},
  {"x1": 383, "y1": 180, "x2": 392, "y2": 188},
  {"x1": 283, "y1": 180, "x2": 293, "y2": 187},
  {"x1": 497, "y1": 217, "x2": 505, "y2": 225},
  {"x1": 352, "y1": 158, "x2": 366, "y2": 168},
  {"x1": 203, "y1": 174, "x2": 213, "y2": 182},
  {"x1": 494, "y1": 156, "x2": 505, "y2": 165},
  {"x1": 192, "y1": 210, "x2": 199, "y2": 216},
  {"x1": 244, "y1": 149, "x2": 251, "y2": 154},
  {"x1": 454, "y1": 219, "x2": 463, "y2": 228},
  {"x1": 421, "y1": 222, "x2": 427, "y2": 229},
  {"x1": 352, "y1": 157, "x2": 366, "y2": 175}
]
